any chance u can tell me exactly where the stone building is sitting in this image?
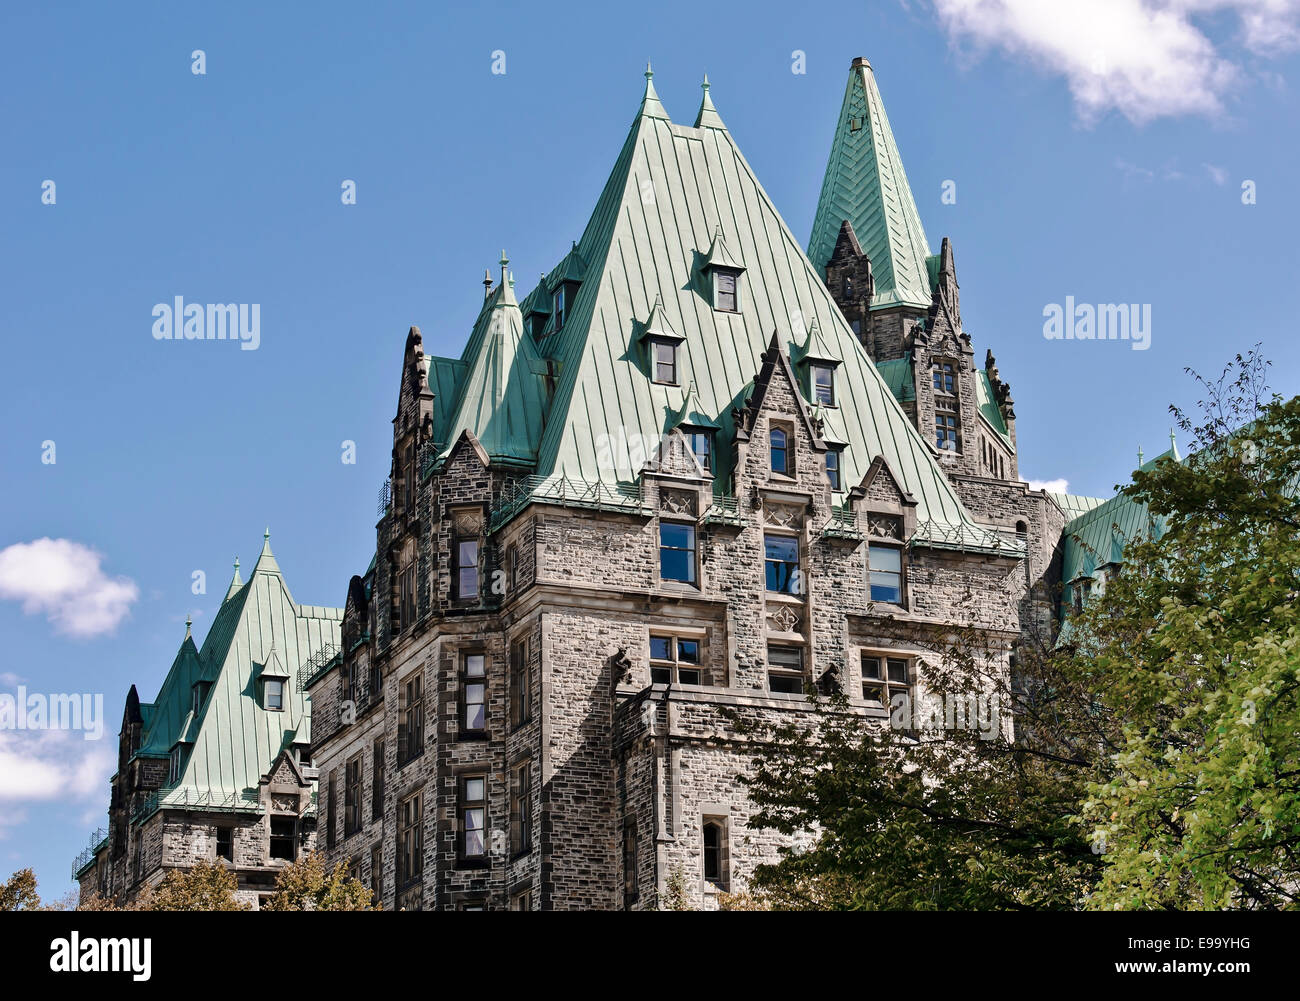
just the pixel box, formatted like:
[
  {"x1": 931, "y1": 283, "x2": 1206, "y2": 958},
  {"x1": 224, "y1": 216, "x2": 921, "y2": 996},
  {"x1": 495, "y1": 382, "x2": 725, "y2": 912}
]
[
  {"x1": 75, "y1": 533, "x2": 342, "y2": 908},
  {"x1": 302, "y1": 58, "x2": 1102, "y2": 910}
]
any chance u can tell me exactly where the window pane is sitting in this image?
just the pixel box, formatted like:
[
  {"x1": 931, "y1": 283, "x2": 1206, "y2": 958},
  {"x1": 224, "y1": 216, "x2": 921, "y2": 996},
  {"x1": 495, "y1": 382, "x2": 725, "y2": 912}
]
[
  {"x1": 768, "y1": 646, "x2": 803, "y2": 669},
  {"x1": 659, "y1": 523, "x2": 696, "y2": 584},
  {"x1": 861, "y1": 655, "x2": 881, "y2": 680},
  {"x1": 465, "y1": 778, "x2": 484, "y2": 802},
  {"x1": 764, "y1": 535, "x2": 799, "y2": 593},
  {"x1": 649, "y1": 636, "x2": 672, "y2": 660},
  {"x1": 677, "y1": 639, "x2": 700, "y2": 663},
  {"x1": 887, "y1": 658, "x2": 908, "y2": 683},
  {"x1": 678, "y1": 669, "x2": 701, "y2": 686},
  {"x1": 465, "y1": 654, "x2": 485, "y2": 678},
  {"x1": 770, "y1": 429, "x2": 787, "y2": 473},
  {"x1": 869, "y1": 546, "x2": 901, "y2": 572},
  {"x1": 465, "y1": 684, "x2": 485, "y2": 729},
  {"x1": 650, "y1": 665, "x2": 671, "y2": 684},
  {"x1": 870, "y1": 573, "x2": 901, "y2": 603}
]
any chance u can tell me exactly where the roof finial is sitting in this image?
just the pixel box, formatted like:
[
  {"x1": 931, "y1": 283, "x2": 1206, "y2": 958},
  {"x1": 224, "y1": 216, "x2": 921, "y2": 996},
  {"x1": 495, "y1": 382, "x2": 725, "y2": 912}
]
[
  {"x1": 1169, "y1": 427, "x2": 1177, "y2": 450},
  {"x1": 233, "y1": 556, "x2": 240, "y2": 572},
  {"x1": 264, "y1": 526, "x2": 270, "y2": 542},
  {"x1": 637, "y1": 60, "x2": 669, "y2": 121},
  {"x1": 695, "y1": 72, "x2": 726, "y2": 130},
  {"x1": 185, "y1": 614, "x2": 192, "y2": 639},
  {"x1": 500, "y1": 250, "x2": 509, "y2": 289},
  {"x1": 1137, "y1": 444, "x2": 1145, "y2": 466},
  {"x1": 483, "y1": 268, "x2": 493, "y2": 299}
]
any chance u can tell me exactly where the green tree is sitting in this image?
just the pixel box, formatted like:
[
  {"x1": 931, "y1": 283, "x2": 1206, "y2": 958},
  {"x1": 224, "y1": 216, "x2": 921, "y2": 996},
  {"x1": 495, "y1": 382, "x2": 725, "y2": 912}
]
[
  {"x1": 262, "y1": 851, "x2": 376, "y2": 911},
  {"x1": 146, "y1": 858, "x2": 249, "y2": 911},
  {"x1": 1, "y1": 869, "x2": 41, "y2": 911},
  {"x1": 739, "y1": 351, "x2": 1299, "y2": 910}
]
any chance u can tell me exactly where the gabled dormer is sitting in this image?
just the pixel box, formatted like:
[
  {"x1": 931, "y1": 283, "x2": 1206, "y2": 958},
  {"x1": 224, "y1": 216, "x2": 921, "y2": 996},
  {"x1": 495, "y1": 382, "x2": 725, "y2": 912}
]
[
  {"x1": 793, "y1": 317, "x2": 841, "y2": 408},
  {"x1": 255, "y1": 647, "x2": 291, "y2": 712},
  {"x1": 699, "y1": 227, "x2": 745, "y2": 313},
  {"x1": 548, "y1": 242, "x2": 586, "y2": 333},
  {"x1": 637, "y1": 294, "x2": 685, "y2": 386}
]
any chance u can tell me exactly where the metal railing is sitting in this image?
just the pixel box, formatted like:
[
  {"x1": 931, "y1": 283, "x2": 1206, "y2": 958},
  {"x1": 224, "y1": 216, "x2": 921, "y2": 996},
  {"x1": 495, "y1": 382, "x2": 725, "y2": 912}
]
[
  {"x1": 377, "y1": 477, "x2": 392, "y2": 518},
  {"x1": 911, "y1": 519, "x2": 1025, "y2": 556},
  {"x1": 821, "y1": 505, "x2": 865, "y2": 540},
  {"x1": 489, "y1": 475, "x2": 647, "y2": 532},
  {"x1": 131, "y1": 785, "x2": 260, "y2": 825},
  {"x1": 71, "y1": 828, "x2": 108, "y2": 880},
  {"x1": 298, "y1": 641, "x2": 341, "y2": 690},
  {"x1": 702, "y1": 494, "x2": 743, "y2": 526}
]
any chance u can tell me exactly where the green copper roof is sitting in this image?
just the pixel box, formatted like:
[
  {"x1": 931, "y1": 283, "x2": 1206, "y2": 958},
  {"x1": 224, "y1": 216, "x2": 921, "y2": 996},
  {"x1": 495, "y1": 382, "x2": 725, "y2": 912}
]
[
  {"x1": 694, "y1": 75, "x2": 726, "y2": 130},
  {"x1": 808, "y1": 58, "x2": 933, "y2": 309},
  {"x1": 133, "y1": 533, "x2": 342, "y2": 807},
  {"x1": 976, "y1": 369, "x2": 1014, "y2": 452},
  {"x1": 511, "y1": 72, "x2": 990, "y2": 534},
  {"x1": 1048, "y1": 492, "x2": 1107, "y2": 520},
  {"x1": 874, "y1": 358, "x2": 915, "y2": 403},
  {"x1": 437, "y1": 256, "x2": 550, "y2": 467}
]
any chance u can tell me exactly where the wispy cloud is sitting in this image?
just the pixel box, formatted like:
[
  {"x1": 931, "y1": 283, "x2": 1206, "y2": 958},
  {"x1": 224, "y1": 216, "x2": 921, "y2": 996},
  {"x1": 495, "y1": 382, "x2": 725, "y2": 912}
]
[
  {"x1": 0, "y1": 731, "x2": 113, "y2": 803},
  {"x1": 1027, "y1": 478, "x2": 1071, "y2": 493},
  {"x1": 0, "y1": 538, "x2": 138, "y2": 638},
  {"x1": 930, "y1": 0, "x2": 1300, "y2": 123},
  {"x1": 1203, "y1": 162, "x2": 1230, "y2": 184}
]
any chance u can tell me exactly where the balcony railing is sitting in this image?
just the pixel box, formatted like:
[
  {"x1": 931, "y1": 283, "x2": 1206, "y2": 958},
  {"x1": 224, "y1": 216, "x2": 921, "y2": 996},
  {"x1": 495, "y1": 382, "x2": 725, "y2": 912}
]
[
  {"x1": 298, "y1": 641, "x2": 341, "y2": 690},
  {"x1": 489, "y1": 475, "x2": 648, "y2": 532},
  {"x1": 377, "y1": 478, "x2": 392, "y2": 518},
  {"x1": 131, "y1": 785, "x2": 261, "y2": 825},
  {"x1": 71, "y1": 827, "x2": 108, "y2": 880},
  {"x1": 911, "y1": 519, "x2": 1025, "y2": 556}
]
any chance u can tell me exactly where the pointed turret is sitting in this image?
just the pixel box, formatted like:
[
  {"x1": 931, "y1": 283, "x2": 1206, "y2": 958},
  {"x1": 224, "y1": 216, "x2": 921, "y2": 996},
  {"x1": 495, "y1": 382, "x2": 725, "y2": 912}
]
[
  {"x1": 637, "y1": 62, "x2": 669, "y2": 121},
  {"x1": 808, "y1": 58, "x2": 932, "y2": 310},
  {"x1": 694, "y1": 74, "x2": 725, "y2": 130},
  {"x1": 253, "y1": 528, "x2": 280, "y2": 576},
  {"x1": 926, "y1": 236, "x2": 963, "y2": 343},
  {"x1": 224, "y1": 557, "x2": 243, "y2": 600}
]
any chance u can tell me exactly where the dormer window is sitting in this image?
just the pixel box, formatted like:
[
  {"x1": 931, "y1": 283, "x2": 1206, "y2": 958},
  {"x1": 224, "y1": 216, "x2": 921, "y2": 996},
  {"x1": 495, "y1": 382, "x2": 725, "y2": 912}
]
[
  {"x1": 554, "y1": 284, "x2": 567, "y2": 331},
  {"x1": 168, "y1": 745, "x2": 186, "y2": 785},
  {"x1": 265, "y1": 679, "x2": 284, "y2": 711},
  {"x1": 825, "y1": 448, "x2": 843, "y2": 491},
  {"x1": 191, "y1": 681, "x2": 211, "y2": 716},
  {"x1": 812, "y1": 364, "x2": 835, "y2": 406},
  {"x1": 714, "y1": 268, "x2": 740, "y2": 312},
  {"x1": 685, "y1": 429, "x2": 713, "y2": 472},
  {"x1": 652, "y1": 340, "x2": 678, "y2": 385},
  {"x1": 770, "y1": 427, "x2": 789, "y2": 475}
]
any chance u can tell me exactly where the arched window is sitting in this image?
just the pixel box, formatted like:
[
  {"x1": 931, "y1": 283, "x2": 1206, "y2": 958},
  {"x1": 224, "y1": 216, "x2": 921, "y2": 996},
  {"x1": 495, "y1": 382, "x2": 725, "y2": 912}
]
[{"x1": 770, "y1": 428, "x2": 788, "y2": 475}]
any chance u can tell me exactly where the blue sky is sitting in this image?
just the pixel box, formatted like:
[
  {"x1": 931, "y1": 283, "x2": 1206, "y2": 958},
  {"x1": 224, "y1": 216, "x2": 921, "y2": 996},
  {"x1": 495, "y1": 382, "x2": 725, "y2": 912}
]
[{"x1": 1, "y1": 0, "x2": 1297, "y2": 898}]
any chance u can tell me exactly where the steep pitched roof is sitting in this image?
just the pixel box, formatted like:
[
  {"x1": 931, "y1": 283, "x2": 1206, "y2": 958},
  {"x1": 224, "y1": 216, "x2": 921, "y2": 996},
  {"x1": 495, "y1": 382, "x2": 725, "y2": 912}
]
[
  {"x1": 134, "y1": 533, "x2": 342, "y2": 808},
  {"x1": 437, "y1": 256, "x2": 549, "y2": 467},
  {"x1": 807, "y1": 58, "x2": 933, "y2": 309},
  {"x1": 512, "y1": 74, "x2": 981, "y2": 532}
]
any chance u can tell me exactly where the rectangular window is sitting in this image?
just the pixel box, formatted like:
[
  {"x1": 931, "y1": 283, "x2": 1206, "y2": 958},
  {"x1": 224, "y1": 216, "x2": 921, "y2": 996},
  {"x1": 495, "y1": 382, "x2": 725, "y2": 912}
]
[
  {"x1": 869, "y1": 545, "x2": 903, "y2": 604},
  {"x1": 767, "y1": 645, "x2": 805, "y2": 694},
  {"x1": 327, "y1": 771, "x2": 337, "y2": 849},
  {"x1": 372, "y1": 739, "x2": 385, "y2": 821},
  {"x1": 454, "y1": 538, "x2": 479, "y2": 600},
  {"x1": 510, "y1": 637, "x2": 531, "y2": 727},
  {"x1": 715, "y1": 269, "x2": 738, "y2": 311},
  {"x1": 270, "y1": 818, "x2": 296, "y2": 861},
  {"x1": 764, "y1": 535, "x2": 800, "y2": 594},
  {"x1": 370, "y1": 844, "x2": 382, "y2": 903},
  {"x1": 686, "y1": 430, "x2": 712, "y2": 472},
  {"x1": 398, "y1": 673, "x2": 424, "y2": 765},
  {"x1": 623, "y1": 820, "x2": 638, "y2": 905},
  {"x1": 264, "y1": 679, "x2": 284, "y2": 711},
  {"x1": 460, "y1": 775, "x2": 487, "y2": 861},
  {"x1": 825, "y1": 448, "x2": 842, "y2": 491},
  {"x1": 932, "y1": 361, "x2": 956, "y2": 394},
  {"x1": 192, "y1": 681, "x2": 210, "y2": 716},
  {"x1": 861, "y1": 653, "x2": 911, "y2": 706},
  {"x1": 935, "y1": 397, "x2": 960, "y2": 452},
  {"x1": 398, "y1": 791, "x2": 422, "y2": 887},
  {"x1": 399, "y1": 561, "x2": 416, "y2": 627},
  {"x1": 462, "y1": 652, "x2": 487, "y2": 735},
  {"x1": 653, "y1": 340, "x2": 677, "y2": 385},
  {"x1": 702, "y1": 817, "x2": 729, "y2": 889},
  {"x1": 554, "y1": 284, "x2": 566, "y2": 331},
  {"x1": 649, "y1": 635, "x2": 703, "y2": 685},
  {"x1": 769, "y1": 427, "x2": 789, "y2": 475},
  {"x1": 812, "y1": 364, "x2": 835, "y2": 405},
  {"x1": 369, "y1": 661, "x2": 383, "y2": 701},
  {"x1": 344, "y1": 754, "x2": 362, "y2": 836},
  {"x1": 216, "y1": 827, "x2": 233, "y2": 863},
  {"x1": 659, "y1": 522, "x2": 697, "y2": 584},
  {"x1": 510, "y1": 761, "x2": 532, "y2": 856},
  {"x1": 168, "y1": 746, "x2": 184, "y2": 785}
]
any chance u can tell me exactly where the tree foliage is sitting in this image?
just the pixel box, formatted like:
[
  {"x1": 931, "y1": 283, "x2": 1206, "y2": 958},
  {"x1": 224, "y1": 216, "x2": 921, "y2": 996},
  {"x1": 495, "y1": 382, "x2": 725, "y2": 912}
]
[
  {"x1": 145, "y1": 858, "x2": 249, "y2": 911},
  {"x1": 1, "y1": 869, "x2": 41, "y2": 911},
  {"x1": 740, "y1": 351, "x2": 1299, "y2": 910},
  {"x1": 262, "y1": 851, "x2": 376, "y2": 911}
]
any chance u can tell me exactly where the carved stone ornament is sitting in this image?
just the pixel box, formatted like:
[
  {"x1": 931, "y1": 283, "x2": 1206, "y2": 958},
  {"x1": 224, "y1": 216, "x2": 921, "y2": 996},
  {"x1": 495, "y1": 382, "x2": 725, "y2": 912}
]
[
  {"x1": 763, "y1": 502, "x2": 803, "y2": 528},
  {"x1": 452, "y1": 509, "x2": 483, "y2": 537},
  {"x1": 660, "y1": 489, "x2": 697, "y2": 517},
  {"x1": 868, "y1": 514, "x2": 903, "y2": 540},
  {"x1": 769, "y1": 605, "x2": 801, "y2": 633}
]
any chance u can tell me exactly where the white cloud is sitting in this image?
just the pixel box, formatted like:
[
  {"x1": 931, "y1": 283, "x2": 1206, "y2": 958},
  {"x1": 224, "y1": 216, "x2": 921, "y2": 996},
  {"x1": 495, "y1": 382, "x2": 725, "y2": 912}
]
[
  {"x1": 930, "y1": 0, "x2": 1300, "y2": 123},
  {"x1": 1204, "y1": 162, "x2": 1230, "y2": 184},
  {"x1": 0, "y1": 730, "x2": 113, "y2": 803},
  {"x1": 0, "y1": 538, "x2": 138, "y2": 638},
  {"x1": 1027, "y1": 478, "x2": 1071, "y2": 493}
]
